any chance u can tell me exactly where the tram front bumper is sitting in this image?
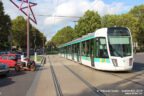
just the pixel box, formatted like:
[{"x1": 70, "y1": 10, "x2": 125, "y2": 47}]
[{"x1": 114, "y1": 66, "x2": 133, "y2": 71}]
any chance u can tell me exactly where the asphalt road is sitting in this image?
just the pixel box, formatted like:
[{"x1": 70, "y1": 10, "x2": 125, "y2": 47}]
[{"x1": 0, "y1": 65, "x2": 41, "y2": 96}]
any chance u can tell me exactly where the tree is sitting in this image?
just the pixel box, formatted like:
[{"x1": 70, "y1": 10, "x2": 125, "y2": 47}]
[
  {"x1": 120, "y1": 13, "x2": 139, "y2": 42},
  {"x1": 30, "y1": 26, "x2": 46, "y2": 49},
  {"x1": 129, "y1": 4, "x2": 144, "y2": 49},
  {"x1": 101, "y1": 13, "x2": 139, "y2": 42},
  {"x1": 74, "y1": 10, "x2": 101, "y2": 38},
  {"x1": 129, "y1": 5, "x2": 144, "y2": 18},
  {"x1": 52, "y1": 26, "x2": 74, "y2": 45},
  {"x1": 12, "y1": 16, "x2": 46, "y2": 50},
  {"x1": 0, "y1": 1, "x2": 11, "y2": 50},
  {"x1": 101, "y1": 14, "x2": 122, "y2": 27},
  {"x1": 46, "y1": 41, "x2": 56, "y2": 51},
  {"x1": 12, "y1": 16, "x2": 27, "y2": 48}
]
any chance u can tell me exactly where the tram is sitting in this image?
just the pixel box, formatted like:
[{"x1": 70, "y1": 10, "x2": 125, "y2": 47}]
[{"x1": 58, "y1": 27, "x2": 133, "y2": 71}]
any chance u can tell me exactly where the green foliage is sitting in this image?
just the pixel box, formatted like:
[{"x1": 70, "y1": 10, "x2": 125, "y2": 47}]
[
  {"x1": 0, "y1": 1, "x2": 11, "y2": 50},
  {"x1": 75, "y1": 10, "x2": 101, "y2": 38},
  {"x1": 52, "y1": 26, "x2": 75, "y2": 45},
  {"x1": 0, "y1": 1, "x2": 46, "y2": 51},
  {"x1": 30, "y1": 56, "x2": 42, "y2": 61},
  {"x1": 129, "y1": 5, "x2": 144, "y2": 49},
  {"x1": 121, "y1": 13, "x2": 139, "y2": 42},
  {"x1": 31, "y1": 26, "x2": 46, "y2": 49},
  {"x1": 12, "y1": 16, "x2": 46, "y2": 49},
  {"x1": 12, "y1": 16, "x2": 27, "y2": 48},
  {"x1": 47, "y1": 51, "x2": 58, "y2": 55},
  {"x1": 129, "y1": 5, "x2": 144, "y2": 18},
  {"x1": 46, "y1": 41, "x2": 55, "y2": 51},
  {"x1": 101, "y1": 15, "x2": 122, "y2": 27}
]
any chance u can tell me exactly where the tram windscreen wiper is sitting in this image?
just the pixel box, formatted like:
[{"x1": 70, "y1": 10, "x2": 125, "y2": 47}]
[
  {"x1": 110, "y1": 45, "x2": 123, "y2": 57},
  {"x1": 115, "y1": 51, "x2": 123, "y2": 58}
]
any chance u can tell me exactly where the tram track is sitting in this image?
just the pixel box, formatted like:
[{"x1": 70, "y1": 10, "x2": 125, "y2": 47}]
[
  {"x1": 63, "y1": 64, "x2": 105, "y2": 96},
  {"x1": 108, "y1": 72, "x2": 144, "y2": 87},
  {"x1": 57, "y1": 55, "x2": 144, "y2": 91},
  {"x1": 48, "y1": 56, "x2": 63, "y2": 96},
  {"x1": 52, "y1": 55, "x2": 106, "y2": 96}
]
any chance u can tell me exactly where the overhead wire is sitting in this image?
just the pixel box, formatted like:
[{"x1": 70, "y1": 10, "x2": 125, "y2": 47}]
[
  {"x1": 89, "y1": 0, "x2": 100, "y2": 11},
  {"x1": 29, "y1": 0, "x2": 100, "y2": 27}
]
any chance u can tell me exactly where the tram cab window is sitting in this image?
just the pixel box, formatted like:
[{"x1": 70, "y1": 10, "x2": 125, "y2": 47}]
[{"x1": 95, "y1": 38, "x2": 109, "y2": 58}]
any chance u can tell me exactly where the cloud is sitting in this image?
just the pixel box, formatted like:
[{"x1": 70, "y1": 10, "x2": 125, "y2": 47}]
[
  {"x1": 2, "y1": 0, "x2": 130, "y2": 40},
  {"x1": 44, "y1": 0, "x2": 128, "y2": 27}
]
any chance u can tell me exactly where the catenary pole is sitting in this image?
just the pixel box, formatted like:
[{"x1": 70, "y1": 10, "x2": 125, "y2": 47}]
[{"x1": 27, "y1": 0, "x2": 30, "y2": 58}]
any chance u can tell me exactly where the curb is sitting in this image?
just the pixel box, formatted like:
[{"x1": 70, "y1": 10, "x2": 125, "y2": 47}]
[
  {"x1": 41, "y1": 56, "x2": 46, "y2": 64},
  {"x1": 26, "y1": 64, "x2": 43, "y2": 96}
]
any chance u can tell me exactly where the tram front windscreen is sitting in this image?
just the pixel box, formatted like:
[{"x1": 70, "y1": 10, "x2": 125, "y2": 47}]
[{"x1": 108, "y1": 27, "x2": 132, "y2": 57}]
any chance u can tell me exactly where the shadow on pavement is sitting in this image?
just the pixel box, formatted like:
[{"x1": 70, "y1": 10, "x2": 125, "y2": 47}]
[
  {"x1": 0, "y1": 68, "x2": 27, "y2": 87},
  {"x1": 64, "y1": 88, "x2": 101, "y2": 96},
  {"x1": 0, "y1": 77, "x2": 15, "y2": 87},
  {"x1": 132, "y1": 62, "x2": 144, "y2": 72},
  {"x1": 97, "y1": 71, "x2": 144, "y2": 96},
  {"x1": 0, "y1": 65, "x2": 37, "y2": 87},
  {"x1": 7, "y1": 69, "x2": 26, "y2": 77},
  {"x1": 0, "y1": 64, "x2": 43, "y2": 88}
]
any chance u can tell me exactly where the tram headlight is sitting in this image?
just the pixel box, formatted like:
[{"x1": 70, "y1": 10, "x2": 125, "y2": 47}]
[
  {"x1": 112, "y1": 59, "x2": 118, "y2": 67},
  {"x1": 129, "y1": 58, "x2": 133, "y2": 66}
]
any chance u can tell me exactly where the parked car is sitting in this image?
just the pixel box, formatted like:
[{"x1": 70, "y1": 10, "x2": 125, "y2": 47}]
[
  {"x1": 0, "y1": 52, "x2": 7, "y2": 56},
  {"x1": 0, "y1": 54, "x2": 21, "y2": 67},
  {"x1": 0, "y1": 63, "x2": 9, "y2": 76}
]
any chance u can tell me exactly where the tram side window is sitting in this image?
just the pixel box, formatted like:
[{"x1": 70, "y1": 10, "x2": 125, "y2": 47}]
[
  {"x1": 90, "y1": 39, "x2": 94, "y2": 57},
  {"x1": 70, "y1": 45, "x2": 72, "y2": 54},
  {"x1": 85, "y1": 40, "x2": 90, "y2": 57},
  {"x1": 77, "y1": 43, "x2": 80, "y2": 55},
  {"x1": 71, "y1": 45, "x2": 74, "y2": 54},
  {"x1": 68, "y1": 46, "x2": 70, "y2": 54},
  {"x1": 75, "y1": 43, "x2": 79, "y2": 54},
  {"x1": 95, "y1": 38, "x2": 109, "y2": 58},
  {"x1": 81, "y1": 41, "x2": 85, "y2": 56},
  {"x1": 67, "y1": 46, "x2": 69, "y2": 54},
  {"x1": 66, "y1": 46, "x2": 68, "y2": 54},
  {"x1": 75, "y1": 44, "x2": 78, "y2": 54}
]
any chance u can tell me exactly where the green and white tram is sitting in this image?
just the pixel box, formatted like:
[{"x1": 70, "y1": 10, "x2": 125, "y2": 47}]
[{"x1": 58, "y1": 27, "x2": 133, "y2": 71}]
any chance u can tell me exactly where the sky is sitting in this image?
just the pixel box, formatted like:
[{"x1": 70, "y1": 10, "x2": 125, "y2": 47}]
[{"x1": 2, "y1": 0, "x2": 144, "y2": 41}]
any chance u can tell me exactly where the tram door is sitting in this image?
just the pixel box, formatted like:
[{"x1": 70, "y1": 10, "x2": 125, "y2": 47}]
[
  {"x1": 66, "y1": 47, "x2": 68, "y2": 59},
  {"x1": 77, "y1": 44, "x2": 80, "y2": 62},
  {"x1": 90, "y1": 39, "x2": 94, "y2": 67},
  {"x1": 72, "y1": 45, "x2": 74, "y2": 60},
  {"x1": 79, "y1": 42, "x2": 82, "y2": 63}
]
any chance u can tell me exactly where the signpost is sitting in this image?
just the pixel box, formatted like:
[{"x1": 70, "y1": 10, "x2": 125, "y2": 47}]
[{"x1": 10, "y1": 0, "x2": 37, "y2": 58}]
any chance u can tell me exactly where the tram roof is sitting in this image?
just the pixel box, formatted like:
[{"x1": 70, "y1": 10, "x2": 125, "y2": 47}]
[
  {"x1": 58, "y1": 27, "x2": 129, "y2": 48},
  {"x1": 58, "y1": 31, "x2": 95, "y2": 48}
]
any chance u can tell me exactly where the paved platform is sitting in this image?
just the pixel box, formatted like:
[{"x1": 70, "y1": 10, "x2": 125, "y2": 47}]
[{"x1": 33, "y1": 55, "x2": 144, "y2": 96}]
